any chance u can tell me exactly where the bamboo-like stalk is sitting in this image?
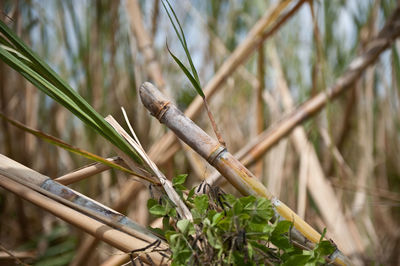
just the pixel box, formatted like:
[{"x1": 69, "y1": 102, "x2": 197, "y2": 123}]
[
  {"x1": 148, "y1": 0, "x2": 306, "y2": 165},
  {"x1": 0, "y1": 154, "x2": 164, "y2": 249},
  {"x1": 71, "y1": 181, "x2": 144, "y2": 266},
  {"x1": 139, "y1": 82, "x2": 350, "y2": 266},
  {"x1": 0, "y1": 174, "x2": 165, "y2": 265}
]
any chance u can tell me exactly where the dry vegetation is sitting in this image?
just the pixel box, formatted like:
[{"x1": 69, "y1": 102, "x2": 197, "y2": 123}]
[{"x1": 0, "y1": 0, "x2": 400, "y2": 265}]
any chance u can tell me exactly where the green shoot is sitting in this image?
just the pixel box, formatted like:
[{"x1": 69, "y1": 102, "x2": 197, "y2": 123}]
[{"x1": 162, "y1": 0, "x2": 226, "y2": 147}]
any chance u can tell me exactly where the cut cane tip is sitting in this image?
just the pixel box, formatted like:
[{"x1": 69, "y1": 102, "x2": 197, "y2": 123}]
[{"x1": 139, "y1": 82, "x2": 170, "y2": 118}]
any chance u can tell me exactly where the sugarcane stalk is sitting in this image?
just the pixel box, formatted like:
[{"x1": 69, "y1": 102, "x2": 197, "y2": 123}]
[
  {"x1": 139, "y1": 82, "x2": 350, "y2": 265},
  {"x1": 0, "y1": 154, "x2": 166, "y2": 250},
  {"x1": 0, "y1": 173, "x2": 165, "y2": 264},
  {"x1": 147, "y1": 0, "x2": 305, "y2": 165}
]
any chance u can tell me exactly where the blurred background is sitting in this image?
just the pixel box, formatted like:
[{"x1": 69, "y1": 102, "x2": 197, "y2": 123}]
[{"x1": 0, "y1": 0, "x2": 399, "y2": 265}]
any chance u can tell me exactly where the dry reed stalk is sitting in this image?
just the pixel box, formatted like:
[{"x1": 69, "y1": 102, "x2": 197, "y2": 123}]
[
  {"x1": 319, "y1": 128, "x2": 355, "y2": 179},
  {"x1": 71, "y1": 181, "x2": 145, "y2": 266},
  {"x1": 101, "y1": 218, "x2": 166, "y2": 266},
  {"x1": 100, "y1": 253, "x2": 130, "y2": 266},
  {"x1": 0, "y1": 174, "x2": 165, "y2": 264},
  {"x1": 148, "y1": 0, "x2": 306, "y2": 165},
  {"x1": 139, "y1": 82, "x2": 351, "y2": 265},
  {"x1": 297, "y1": 142, "x2": 311, "y2": 219},
  {"x1": 70, "y1": 236, "x2": 100, "y2": 266},
  {"x1": 233, "y1": 7, "x2": 400, "y2": 168},
  {"x1": 351, "y1": 68, "x2": 375, "y2": 216},
  {"x1": 253, "y1": 45, "x2": 265, "y2": 178},
  {"x1": 24, "y1": 81, "x2": 38, "y2": 163},
  {"x1": 268, "y1": 45, "x2": 364, "y2": 258},
  {"x1": 0, "y1": 154, "x2": 163, "y2": 247},
  {"x1": 260, "y1": 88, "x2": 289, "y2": 197},
  {"x1": 0, "y1": 243, "x2": 33, "y2": 266},
  {"x1": 151, "y1": 0, "x2": 160, "y2": 40},
  {"x1": 126, "y1": 0, "x2": 166, "y2": 91},
  {"x1": 55, "y1": 157, "x2": 123, "y2": 185},
  {"x1": 180, "y1": 141, "x2": 208, "y2": 179},
  {"x1": 105, "y1": 115, "x2": 193, "y2": 221},
  {"x1": 265, "y1": 138, "x2": 288, "y2": 197}
]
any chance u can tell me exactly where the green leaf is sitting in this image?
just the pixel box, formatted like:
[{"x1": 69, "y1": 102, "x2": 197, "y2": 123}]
[
  {"x1": 212, "y1": 212, "x2": 224, "y2": 226},
  {"x1": 206, "y1": 228, "x2": 222, "y2": 249},
  {"x1": 147, "y1": 198, "x2": 158, "y2": 210},
  {"x1": 187, "y1": 187, "x2": 195, "y2": 201},
  {"x1": 194, "y1": 194, "x2": 209, "y2": 215},
  {"x1": 271, "y1": 221, "x2": 293, "y2": 250},
  {"x1": 149, "y1": 204, "x2": 167, "y2": 217},
  {"x1": 315, "y1": 240, "x2": 336, "y2": 257},
  {"x1": 282, "y1": 254, "x2": 311, "y2": 266},
  {"x1": 163, "y1": 216, "x2": 173, "y2": 231},
  {"x1": 177, "y1": 219, "x2": 195, "y2": 235},
  {"x1": 239, "y1": 195, "x2": 256, "y2": 207},
  {"x1": 273, "y1": 220, "x2": 292, "y2": 236},
  {"x1": 173, "y1": 174, "x2": 188, "y2": 186},
  {"x1": 148, "y1": 226, "x2": 165, "y2": 238},
  {"x1": 233, "y1": 200, "x2": 243, "y2": 215},
  {"x1": 166, "y1": 43, "x2": 204, "y2": 98},
  {"x1": 162, "y1": 0, "x2": 204, "y2": 98},
  {"x1": 162, "y1": 0, "x2": 201, "y2": 84},
  {"x1": 168, "y1": 207, "x2": 177, "y2": 218},
  {"x1": 175, "y1": 184, "x2": 186, "y2": 191}
]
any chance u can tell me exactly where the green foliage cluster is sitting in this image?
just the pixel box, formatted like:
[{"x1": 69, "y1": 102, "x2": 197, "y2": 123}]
[{"x1": 148, "y1": 175, "x2": 336, "y2": 266}]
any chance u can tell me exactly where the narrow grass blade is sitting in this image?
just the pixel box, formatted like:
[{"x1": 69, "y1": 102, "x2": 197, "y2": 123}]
[
  {"x1": 162, "y1": 0, "x2": 202, "y2": 95},
  {"x1": 162, "y1": 0, "x2": 200, "y2": 85},
  {"x1": 166, "y1": 43, "x2": 204, "y2": 97},
  {"x1": 0, "y1": 112, "x2": 155, "y2": 183}
]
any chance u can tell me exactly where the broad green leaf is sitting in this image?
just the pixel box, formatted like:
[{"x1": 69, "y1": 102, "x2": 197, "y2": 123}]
[
  {"x1": 187, "y1": 187, "x2": 195, "y2": 201},
  {"x1": 147, "y1": 198, "x2": 158, "y2": 210},
  {"x1": 239, "y1": 195, "x2": 256, "y2": 207},
  {"x1": 233, "y1": 200, "x2": 243, "y2": 215},
  {"x1": 176, "y1": 219, "x2": 195, "y2": 235},
  {"x1": 172, "y1": 174, "x2": 188, "y2": 186},
  {"x1": 315, "y1": 240, "x2": 336, "y2": 257},
  {"x1": 212, "y1": 212, "x2": 224, "y2": 226},
  {"x1": 273, "y1": 220, "x2": 292, "y2": 236},
  {"x1": 194, "y1": 194, "x2": 209, "y2": 215},
  {"x1": 149, "y1": 204, "x2": 167, "y2": 216},
  {"x1": 282, "y1": 254, "x2": 311, "y2": 266}
]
